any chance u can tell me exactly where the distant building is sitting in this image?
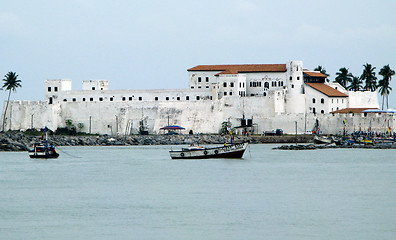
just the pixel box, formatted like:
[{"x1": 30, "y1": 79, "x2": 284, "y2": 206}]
[{"x1": 3, "y1": 61, "x2": 393, "y2": 135}]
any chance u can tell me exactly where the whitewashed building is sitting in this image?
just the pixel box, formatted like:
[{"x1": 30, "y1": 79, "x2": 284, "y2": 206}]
[{"x1": 3, "y1": 60, "x2": 394, "y2": 135}]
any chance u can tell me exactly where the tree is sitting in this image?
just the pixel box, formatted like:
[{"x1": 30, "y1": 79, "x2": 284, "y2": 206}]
[
  {"x1": 335, "y1": 67, "x2": 353, "y2": 89},
  {"x1": 1, "y1": 72, "x2": 22, "y2": 132},
  {"x1": 347, "y1": 76, "x2": 362, "y2": 91},
  {"x1": 378, "y1": 64, "x2": 395, "y2": 110},
  {"x1": 314, "y1": 65, "x2": 329, "y2": 77},
  {"x1": 360, "y1": 63, "x2": 377, "y2": 91}
]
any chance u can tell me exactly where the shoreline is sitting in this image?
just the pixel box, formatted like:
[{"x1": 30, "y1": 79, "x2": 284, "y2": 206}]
[{"x1": 0, "y1": 132, "x2": 313, "y2": 152}]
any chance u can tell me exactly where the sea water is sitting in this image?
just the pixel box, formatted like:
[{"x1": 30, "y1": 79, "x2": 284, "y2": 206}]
[{"x1": 1, "y1": 144, "x2": 395, "y2": 240}]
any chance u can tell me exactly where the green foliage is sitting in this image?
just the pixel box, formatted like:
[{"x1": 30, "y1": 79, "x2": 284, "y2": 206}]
[
  {"x1": 360, "y1": 63, "x2": 377, "y2": 91},
  {"x1": 378, "y1": 64, "x2": 395, "y2": 110},
  {"x1": 347, "y1": 76, "x2": 362, "y2": 91},
  {"x1": 2, "y1": 72, "x2": 22, "y2": 132},
  {"x1": 219, "y1": 121, "x2": 234, "y2": 135},
  {"x1": 314, "y1": 65, "x2": 329, "y2": 77},
  {"x1": 334, "y1": 67, "x2": 353, "y2": 88}
]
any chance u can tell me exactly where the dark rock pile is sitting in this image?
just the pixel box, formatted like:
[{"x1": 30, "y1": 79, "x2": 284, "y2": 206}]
[{"x1": 0, "y1": 132, "x2": 314, "y2": 152}]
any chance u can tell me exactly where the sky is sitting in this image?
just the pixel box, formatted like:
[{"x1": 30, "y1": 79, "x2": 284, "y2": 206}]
[{"x1": 2, "y1": 0, "x2": 396, "y2": 109}]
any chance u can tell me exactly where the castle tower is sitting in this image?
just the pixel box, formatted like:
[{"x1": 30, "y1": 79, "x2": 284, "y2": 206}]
[{"x1": 285, "y1": 61, "x2": 305, "y2": 114}]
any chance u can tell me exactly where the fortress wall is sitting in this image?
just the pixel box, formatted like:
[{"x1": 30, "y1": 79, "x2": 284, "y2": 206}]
[{"x1": 3, "y1": 100, "x2": 395, "y2": 136}]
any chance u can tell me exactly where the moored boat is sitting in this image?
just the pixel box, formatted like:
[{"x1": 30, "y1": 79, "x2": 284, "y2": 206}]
[
  {"x1": 170, "y1": 142, "x2": 248, "y2": 159},
  {"x1": 28, "y1": 143, "x2": 59, "y2": 159},
  {"x1": 28, "y1": 127, "x2": 59, "y2": 159},
  {"x1": 313, "y1": 135, "x2": 333, "y2": 145}
]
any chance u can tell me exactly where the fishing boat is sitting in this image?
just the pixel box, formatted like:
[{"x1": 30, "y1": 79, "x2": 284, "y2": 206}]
[
  {"x1": 169, "y1": 142, "x2": 248, "y2": 159},
  {"x1": 28, "y1": 127, "x2": 59, "y2": 159},
  {"x1": 313, "y1": 135, "x2": 333, "y2": 145}
]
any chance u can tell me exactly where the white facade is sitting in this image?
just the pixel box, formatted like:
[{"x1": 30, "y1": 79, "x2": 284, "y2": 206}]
[{"x1": 2, "y1": 60, "x2": 387, "y2": 135}]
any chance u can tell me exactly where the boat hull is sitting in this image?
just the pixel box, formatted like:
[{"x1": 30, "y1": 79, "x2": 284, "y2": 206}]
[
  {"x1": 170, "y1": 142, "x2": 248, "y2": 159},
  {"x1": 28, "y1": 149, "x2": 59, "y2": 159}
]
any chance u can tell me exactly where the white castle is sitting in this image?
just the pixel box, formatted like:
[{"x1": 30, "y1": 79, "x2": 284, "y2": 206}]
[{"x1": 2, "y1": 60, "x2": 395, "y2": 135}]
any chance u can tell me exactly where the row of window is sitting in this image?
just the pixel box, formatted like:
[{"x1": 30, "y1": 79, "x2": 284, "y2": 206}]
[
  {"x1": 61, "y1": 95, "x2": 210, "y2": 102},
  {"x1": 197, "y1": 77, "x2": 210, "y2": 83},
  {"x1": 48, "y1": 87, "x2": 58, "y2": 92},
  {"x1": 312, "y1": 98, "x2": 345, "y2": 104},
  {"x1": 191, "y1": 86, "x2": 210, "y2": 89},
  {"x1": 289, "y1": 76, "x2": 300, "y2": 80}
]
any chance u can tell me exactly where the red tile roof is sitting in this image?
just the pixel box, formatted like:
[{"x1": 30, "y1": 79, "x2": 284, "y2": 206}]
[
  {"x1": 331, "y1": 108, "x2": 379, "y2": 114},
  {"x1": 305, "y1": 83, "x2": 348, "y2": 97},
  {"x1": 303, "y1": 71, "x2": 327, "y2": 78},
  {"x1": 188, "y1": 64, "x2": 287, "y2": 75}
]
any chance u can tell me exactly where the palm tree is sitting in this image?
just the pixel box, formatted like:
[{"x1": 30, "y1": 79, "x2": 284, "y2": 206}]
[
  {"x1": 335, "y1": 67, "x2": 353, "y2": 89},
  {"x1": 378, "y1": 64, "x2": 395, "y2": 110},
  {"x1": 1, "y1": 72, "x2": 22, "y2": 132},
  {"x1": 360, "y1": 63, "x2": 377, "y2": 91},
  {"x1": 314, "y1": 65, "x2": 329, "y2": 77},
  {"x1": 347, "y1": 76, "x2": 362, "y2": 91}
]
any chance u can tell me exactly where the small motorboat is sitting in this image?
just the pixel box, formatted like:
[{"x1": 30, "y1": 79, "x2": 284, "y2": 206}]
[
  {"x1": 28, "y1": 127, "x2": 59, "y2": 159},
  {"x1": 313, "y1": 135, "x2": 333, "y2": 145},
  {"x1": 169, "y1": 142, "x2": 248, "y2": 159},
  {"x1": 28, "y1": 142, "x2": 59, "y2": 159}
]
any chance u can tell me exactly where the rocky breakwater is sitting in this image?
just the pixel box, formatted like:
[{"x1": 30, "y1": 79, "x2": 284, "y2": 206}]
[{"x1": 0, "y1": 132, "x2": 314, "y2": 151}]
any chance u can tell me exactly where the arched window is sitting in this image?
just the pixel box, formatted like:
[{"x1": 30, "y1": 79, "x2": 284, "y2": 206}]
[
  {"x1": 321, "y1": 98, "x2": 324, "y2": 104},
  {"x1": 263, "y1": 92, "x2": 267, "y2": 96},
  {"x1": 312, "y1": 98, "x2": 316, "y2": 103},
  {"x1": 321, "y1": 110, "x2": 324, "y2": 114},
  {"x1": 264, "y1": 82, "x2": 269, "y2": 88}
]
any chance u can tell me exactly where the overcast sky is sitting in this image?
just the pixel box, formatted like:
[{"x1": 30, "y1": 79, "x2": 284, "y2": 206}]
[{"x1": 2, "y1": 0, "x2": 396, "y2": 109}]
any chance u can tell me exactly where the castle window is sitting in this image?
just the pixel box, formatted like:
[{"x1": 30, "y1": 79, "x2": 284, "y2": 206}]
[
  {"x1": 223, "y1": 82, "x2": 227, "y2": 87},
  {"x1": 290, "y1": 76, "x2": 292, "y2": 80},
  {"x1": 155, "y1": 97, "x2": 158, "y2": 101},
  {"x1": 229, "y1": 91, "x2": 232, "y2": 96},
  {"x1": 250, "y1": 82, "x2": 252, "y2": 87},
  {"x1": 206, "y1": 86, "x2": 209, "y2": 88},
  {"x1": 224, "y1": 92, "x2": 227, "y2": 96},
  {"x1": 72, "y1": 98, "x2": 76, "y2": 102},
  {"x1": 191, "y1": 86, "x2": 194, "y2": 89},
  {"x1": 297, "y1": 76, "x2": 300, "y2": 80},
  {"x1": 48, "y1": 87, "x2": 51, "y2": 92},
  {"x1": 312, "y1": 98, "x2": 316, "y2": 103},
  {"x1": 210, "y1": 96, "x2": 212, "y2": 100},
  {"x1": 122, "y1": 97, "x2": 126, "y2": 101},
  {"x1": 110, "y1": 97, "x2": 113, "y2": 101},
  {"x1": 206, "y1": 77, "x2": 209, "y2": 82},
  {"x1": 342, "y1": 99, "x2": 344, "y2": 103},
  {"x1": 332, "y1": 99, "x2": 334, "y2": 103},
  {"x1": 198, "y1": 77, "x2": 201, "y2": 82},
  {"x1": 92, "y1": 87, "x2": 95, "y2": 90},
  {"x1": 186, "y1": 96, "x2": 190, "y2": 100},
  {"x1": 291, "y1": 84, "x2": 294, "y2": 88},
  {"x1": 198, "y1": 86, "x2": 201, "y2": 88},
  {"x1": 90, "y1": 98, "x2": 93, "y2": 101},
  {"x1": 82, "y1": 98, "x2": 86, "y2": 101},
  {"x1": 230, "y1": 82, "x2": 234, "y2": 87},
  {"x1": 129, "y1": 97, "x2": 133, "y2": 101},
  {"x1": 264, "y1": 82, "x2": 269, "y2": 88},
  {"x1": 99, "y1": 97, "x2": 103, "y2": 101},
  {"x1": 196, "y1": 96, "x2": 200, "y2": 100},
  {"x1": 263, "y1": 92, "x2": 267, "y2": 96},
  {"x1": 239, "y1": 82, "x2": 242, "y2": 88},
  {"x1": 177, "y1": 97, "x2": 180, "y2": 100},
  {"x1": 313, "y1": 108, "x2": 316, "y2": 114},
  {"x1": 166, "y1": 97, "x2": 169, "y2": 100},
  {"x1": 321, "y1": 98, "x2": 324, "y2": 104},
  {"x1": 54, "y1": 87, "x2": 58, "y2": 92},
  {"x1": 321, "y1": 110, "x2": 324, "y2": 114},
  {"x1": 139, "y1": 97, "x2": 142, "y2": 101},
  {"x1": 63, "y1": 99, "x2": 67, "y2": 102}
]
